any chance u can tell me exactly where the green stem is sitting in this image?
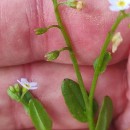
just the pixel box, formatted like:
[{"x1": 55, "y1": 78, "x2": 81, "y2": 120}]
[
  {"x1": 59, "y1": 47, "x2": 70, "y2": 52},
  {"x1": 48, "y1": 25, "x2": 61, "y2": 29},
  {"x1": 52, "y1": 0, "x2": 89, "y2": 112},
  {"x1": 88, "y1": 12, "x2": 129, "y2": 130}
]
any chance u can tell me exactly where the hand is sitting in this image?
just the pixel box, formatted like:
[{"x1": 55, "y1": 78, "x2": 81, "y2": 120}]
[{"x1": 0, "y1": 0, "x2": 130, "y2": 130}]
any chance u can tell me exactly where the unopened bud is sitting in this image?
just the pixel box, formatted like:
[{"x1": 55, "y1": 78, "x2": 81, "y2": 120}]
[
  {"x1": 76, "y1": 1, "x2": 83, "y2": 10},
  {"x1": 34, "y1": 28, "x2": 48, "y2": 35},
  {"x1": 45, "y1": 50, "x2": 60, "y2": 61},
  {"x1": 65, "y1": 0, "x2": 83, "y2": 10},
  {"x1": 9, "y1": 86, "x2": 15, "y2": 92},
  {"x1": 112, "y1": 32, "x2": 123, "y2": 53},
  {"x1": 14, "y1": 84, "x2": 20, "y2": 92}
]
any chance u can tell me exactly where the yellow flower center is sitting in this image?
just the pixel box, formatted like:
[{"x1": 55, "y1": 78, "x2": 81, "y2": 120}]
[{"x1": 117, "y1": 0, "x2": 126, "y2": 7}]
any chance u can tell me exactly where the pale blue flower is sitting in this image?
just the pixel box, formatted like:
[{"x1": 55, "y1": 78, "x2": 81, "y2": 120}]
[
  {"x1": 17, "y1": 78, "x2": 38, "y2": 90},
  {"x1": 108, "y1": 0, "x2": 130, "y2": 11}
]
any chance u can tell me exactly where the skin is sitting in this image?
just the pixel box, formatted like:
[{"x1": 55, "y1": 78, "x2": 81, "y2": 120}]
[{"x1": 0, "y1": 0, "x2": 130, "y2": 130}]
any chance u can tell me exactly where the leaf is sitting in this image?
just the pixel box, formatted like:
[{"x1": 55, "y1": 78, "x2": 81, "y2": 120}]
[
  {"x1": 29, "y1": 99, "x2": 52, "y2": 130},
  {"x1": 94, "y1": 52, "x2": 112, "y2": 73},
  {"x1": 61, "y1": 78, "x2": 87, "y2": 122},
  {"x1": 95, "y1": 96, "x2": 113, "y2": 130},
  {"x1": 21, "y1": 91, "x2": 33, "y2": 113}
]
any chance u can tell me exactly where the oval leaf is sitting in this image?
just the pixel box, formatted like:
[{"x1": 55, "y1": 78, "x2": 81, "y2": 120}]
[
  {"x1": 62, "y1": 78, "x2": 87, "y2": 122},
  {"x1": 29, "y1": 99, "x2": 52, "y2": 130},
  {"x1": 94, "y1": 52, "x2": 112, "y2": 73},
  {"x1": 95, "y1": 96, "x2": 113, "y2": 130}
]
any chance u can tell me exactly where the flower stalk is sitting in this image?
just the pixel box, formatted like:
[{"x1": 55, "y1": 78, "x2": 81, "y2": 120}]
[
  {"x1": 88, "y1": 11, "x2": 130, "y2": 130},
  {"x1": 52, "y1": 0, "x2": 89, "y2": 113}
]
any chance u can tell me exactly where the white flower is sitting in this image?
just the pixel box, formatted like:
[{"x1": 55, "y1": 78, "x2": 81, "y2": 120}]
[
  {"x1": 108, "y1": 0, "x2": 130, "y2": 11},
  {"x1": 17, "y1": 78, "x2": 38, "y2": 90},
  {"x1": 112, "y1": 32, "x2": 123, "y2": 53}
]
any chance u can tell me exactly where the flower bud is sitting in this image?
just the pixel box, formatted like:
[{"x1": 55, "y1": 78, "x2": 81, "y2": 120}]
[
  {"x1": 14, "y1": 84, "x2": 20, "y2": 92},
  {"x1": 76, "y1": 1, "x2": 83, "y2": 10},
  {"x1": 45, "y1": 50, "x2": 60, "y2": 61},
  {"x1": 112, "y1": 32, "x2": 123, "y2": 53},
  {"x1": 9, "y1": 86, "x2": 15, "y2": 92},
  {"x1": 34, "y1": 28, "x2": 48, "y2": 35},
  {"x1": 65, "y1": 0, "x2": 83, "y2": 10},
  {"x1": 66, "y1": 0, "x2": 77, "y2": 8},
  {"x1": 7, "y1": 86, "x2": 21, "y2": 102}
]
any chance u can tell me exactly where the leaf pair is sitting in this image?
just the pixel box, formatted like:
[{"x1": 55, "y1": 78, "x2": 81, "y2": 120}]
[
  {"x1": 61, "y1": 79, "x2": 98, "y2": 122},
  {"x1": 62, "y1": 79, "x2": 113, "y2": 130}
]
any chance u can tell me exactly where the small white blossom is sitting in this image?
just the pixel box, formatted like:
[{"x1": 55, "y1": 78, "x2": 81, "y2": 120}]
[
  {"x1": 17, "y1": 78, "x2": 38, "y2": 90},
  {"x1": 112, "y1": 32, "x2": 123, "y2": 53},
  {"x1": 108, "y1": 0, "x2": 130, "y2": 11}
]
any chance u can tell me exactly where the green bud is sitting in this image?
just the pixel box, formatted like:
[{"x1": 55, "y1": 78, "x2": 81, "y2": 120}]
[
  {"x1": 14, "y1": 84, "x2": 20, "y2": 92},
  {"x1": 45, "y1": 50, "x2": 60, "y2": 61},
  {"x1": 21, "y1": 87, "x2": 28, "y2": 99},
  {"x1": 9, "y1": 86, "x2": 15, "y2": 92},
  {"x1": 34, "y1": 28, "x2": 48, "y2": 35},
  {"x1": 66, "y1": 0, "x2": 78, "y2": 8},
  {"x1": 7, "y1": 87, "x2": 21, "y2": 102}
]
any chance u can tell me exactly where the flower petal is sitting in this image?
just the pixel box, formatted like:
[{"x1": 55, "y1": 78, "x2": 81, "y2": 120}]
[
  {"x1": 108, "y1": 0, "x2": 117, "y2": 5},
  {"x1": 21, "y1": 78, "x2": 28, "y2": 83},
  {"x1": 17, "y1": 80, "x2": 30, "y2": 89},
  {"x1": 29, "y1": 86, "x2": 38, "y2": 90},
  {"x1": 17, "y1": 80, "x2": 24, "y2": 86},
  {"x1": 109, "y1": 5, "x2": 121, "y2": 11},
  {"x1": 125, "y1": 0, "x2": 130, "y2": 4},
  {"x1": 29, "y1": 82, "x2": 38, "y2": 87}
]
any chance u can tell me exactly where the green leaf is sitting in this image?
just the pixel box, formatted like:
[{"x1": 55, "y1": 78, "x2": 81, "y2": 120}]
[
  {"x1": 95, "y1": 96, "x2": 113, "y2": 130},
  {"x1": 29, "y1": 99, "x2": 52, "y2": 130},
  {"x1": 61, "y1": 79, "x2": 87, "y2": 122},
  {"x1": 21, "y1": 91, "x2": 33, "y2": 113},
  {"x1": 94, "y1": 52, "x2": 112, "y2": 73}
]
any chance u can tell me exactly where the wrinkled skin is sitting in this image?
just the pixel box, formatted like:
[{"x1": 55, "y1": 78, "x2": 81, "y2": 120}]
[{"x1": 0, "y1": 0, "x2": 130, "y2": 130}]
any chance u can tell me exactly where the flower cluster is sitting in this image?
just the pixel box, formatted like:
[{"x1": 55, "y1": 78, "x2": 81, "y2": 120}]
[{"x1": 108, "y1": 0, "x2": 130, "y2": 11}]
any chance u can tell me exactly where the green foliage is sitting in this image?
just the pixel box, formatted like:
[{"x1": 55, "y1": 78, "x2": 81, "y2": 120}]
[
  {"x1": 94, "y1": 52, "x2": 112, "y2": 74},
  {"x1": 62, "y1": 79, "x2": 87, "y2": 122},
  {"x1": 29, "y1": 99, "x2": 52, "y2": 130},
  {"x1": 62, "y1": 79, "x2": 98, "y2": 122},
  {"x1": 95, "y1": 96, "x2": 113, "y2": 130},
  {"x1": 7, "y1": 84, "x2": 52, "y2": 130}
]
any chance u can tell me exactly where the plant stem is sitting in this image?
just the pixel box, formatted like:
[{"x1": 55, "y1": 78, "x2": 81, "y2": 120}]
[
  {"x1": 52, "y1": 0, "x2": 89, "y2": 112},
  {"x1": 48, "y1": 25, "x2": 61, "y2": 29},
  {"x1": 88, "y1": 12, "x2": 129, "y2": 130}
]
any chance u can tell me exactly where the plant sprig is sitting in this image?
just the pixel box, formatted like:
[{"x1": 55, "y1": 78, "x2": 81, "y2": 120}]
[{"x1": 7, "y1": 0, "x2": 130, "y2": 130}]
